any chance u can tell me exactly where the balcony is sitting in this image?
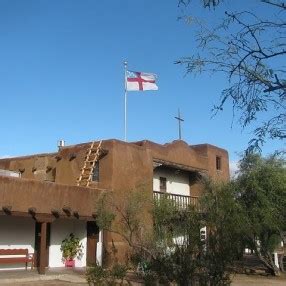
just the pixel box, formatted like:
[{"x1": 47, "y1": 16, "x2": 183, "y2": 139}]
[{"x1": 153, "y1": 191, "x2": 200, "y2": 211}]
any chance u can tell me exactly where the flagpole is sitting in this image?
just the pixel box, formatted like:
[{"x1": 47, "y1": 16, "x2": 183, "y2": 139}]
[{"x1": 124, "y1": 61, "x2": 128, "y2": 142}]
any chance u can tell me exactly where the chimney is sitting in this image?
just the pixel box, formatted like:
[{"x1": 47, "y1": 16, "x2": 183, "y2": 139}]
[{"x1": 57, "y1": 140, "x2": 65, "y2": 151}]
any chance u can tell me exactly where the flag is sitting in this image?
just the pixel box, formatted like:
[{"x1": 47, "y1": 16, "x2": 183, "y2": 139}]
[{"x1": 125, "y1": 70, "x2": 158, "y2": 91}]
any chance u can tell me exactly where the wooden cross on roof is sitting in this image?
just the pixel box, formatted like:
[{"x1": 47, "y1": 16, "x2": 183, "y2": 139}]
[{"x1": 175, "y1": 109, "x2": 184, "y2": 140}]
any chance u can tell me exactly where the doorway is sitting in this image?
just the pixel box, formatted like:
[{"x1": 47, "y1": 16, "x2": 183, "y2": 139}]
[{"x1": 86, "y1": 221, "x2": 99, "y2": 265}]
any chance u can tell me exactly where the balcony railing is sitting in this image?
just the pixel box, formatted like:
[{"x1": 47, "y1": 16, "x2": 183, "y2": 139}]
[{"x1": 153, "y1": 191, "x2": 200, "y2": 210}]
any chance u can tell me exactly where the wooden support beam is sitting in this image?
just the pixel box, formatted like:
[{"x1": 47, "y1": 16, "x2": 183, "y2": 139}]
[
  {"x1": 55, "y1": 155, "x2": 62, "y2": 161},
  {"x1": 46, "y1": 166, "x2": 53, "y2": 172},
  {"x1": 28, "y1": 207, "x2": 37, "y2": 216},
  {"x1": 34, "y1": 214, "x2": 54, "y2": 223},
  {"x1": 51, "y1": 208, "x2": 60, "y2": 218},
  {"x1": 69, "y1": 153, "x2": 77, "y2": 161},
  {"x1": 62, "y1": 206, "x2": 72, "y2": 216},
  {"x1": 2, "y1": 206, "x2": 12, "y2": 215},
  {"x1": 73, "y1": 211, "x2": 79, "y2": 219},
  {"x1": 38, "y1": 222, "x2": 47, "y2": 275},
  {"x1": 0, "y1": 210, "x2": 30, "y2": 218}
]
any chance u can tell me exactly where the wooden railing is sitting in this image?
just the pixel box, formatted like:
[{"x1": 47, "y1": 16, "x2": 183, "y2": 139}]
[{"x1": 153, "y1": 191, "x2": 200, "y2": 211}]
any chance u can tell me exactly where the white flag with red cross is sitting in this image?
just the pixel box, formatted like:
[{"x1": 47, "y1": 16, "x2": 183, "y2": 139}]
[{"x1": 125, "y1": 70, "x2": 158, "y2": 91}]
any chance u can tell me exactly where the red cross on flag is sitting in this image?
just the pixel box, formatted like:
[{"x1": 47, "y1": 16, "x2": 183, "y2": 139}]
[{"x1": 126, "y1": 70, "x2": 158, "y2": 91}]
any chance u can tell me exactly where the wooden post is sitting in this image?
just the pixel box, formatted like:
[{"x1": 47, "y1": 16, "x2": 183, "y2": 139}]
[{"x1": 39, "y1": 222, "x2": 47, "y2": 275}]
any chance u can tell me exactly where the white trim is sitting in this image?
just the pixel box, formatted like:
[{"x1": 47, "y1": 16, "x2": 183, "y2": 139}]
[{"x1": 96, "y1": 230, "x2": 103, "y2": 266}]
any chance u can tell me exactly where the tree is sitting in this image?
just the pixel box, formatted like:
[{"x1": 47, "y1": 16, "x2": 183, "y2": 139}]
[
  {"x1": 152, "y1": 183, "x2": 245, "y2": 286},
  {"x1": 95, "y1": 184, "x2": 244, "y2": 285},
  {"x1": 179, "y1": 0, "x2": 223, "y2": 8},
  {"x1": 176, "y1": 0, "x2": 286, "y2": 152},
  {"x1": 235, "y1": 153, "x2": 286, "y2": 275},
  {"x1": 95, "y1": 189, "x2": 154, "y2": 262},
  {"x1": 95, "y1": 157, "x2": 286, "y2": 281}
]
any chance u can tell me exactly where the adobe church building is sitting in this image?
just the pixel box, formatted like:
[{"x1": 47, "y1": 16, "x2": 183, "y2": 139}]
[{"x1": 0, "y1": 139, "x2": 229, "y2": 274}]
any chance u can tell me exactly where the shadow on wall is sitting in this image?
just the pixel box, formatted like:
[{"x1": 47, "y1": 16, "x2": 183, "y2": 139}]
[{"x1": 0, "y1": 216, "x2": 35, "y2": 270}]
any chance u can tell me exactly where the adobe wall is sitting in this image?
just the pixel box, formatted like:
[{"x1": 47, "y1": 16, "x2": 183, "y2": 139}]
[
  {"x1": 142, "y1": 140, "x2": 209, "y2": 171},
  {"x1": 0, "y1": 139, "x2": 230, "y2": 266},
  {"x1": 132, "y1": 140, "x2": 230, "y2": 183},
  {"x1": 192, "y1": 144, "x2": 230, "y2": 182},
  {"x1": 0, "y1": 154, "x2": 57, "y2": 181},
  {"x1": 0, "y1": 139, "x2": 229, "y2": 189},
  {"x1": 0, "y1": 141, "x2": 114, "y2": 190},
  {"x1": 0, "y1": 176, "x2": 103, "y2": 217},
  {"x1": 95, "y1": 141, "x2": 154, "y2": 265}
]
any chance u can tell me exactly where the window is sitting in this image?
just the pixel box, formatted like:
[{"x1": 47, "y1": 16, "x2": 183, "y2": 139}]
[
  {"x1": 92, "y1": 161, "x2": 99, "y2": 182},
  {"x1": 159, "y1": 177, "x2": 167, "y2": 192},
  {"x1": 216, "y1": 156, "x2": 222, "y2": 171}
]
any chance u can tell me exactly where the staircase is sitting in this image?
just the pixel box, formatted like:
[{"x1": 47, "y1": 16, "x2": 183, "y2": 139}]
[{"x1": 77, "y1": 140, "x2": 102, "y2": 187}]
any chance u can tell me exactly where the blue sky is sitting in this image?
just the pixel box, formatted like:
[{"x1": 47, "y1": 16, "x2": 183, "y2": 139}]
[{"x1": 0, "y1": 0, "x2": 283, "y2": 166}]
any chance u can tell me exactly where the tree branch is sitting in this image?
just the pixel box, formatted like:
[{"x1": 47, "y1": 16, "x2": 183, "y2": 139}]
[{"x1": 261, "y1": 0, "x2": 286, "y2": 10}]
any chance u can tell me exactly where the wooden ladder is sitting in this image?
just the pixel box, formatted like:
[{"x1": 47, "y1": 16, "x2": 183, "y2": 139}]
[{"x1": 77, "y1": 140, "x2": 102, "y2": 187}]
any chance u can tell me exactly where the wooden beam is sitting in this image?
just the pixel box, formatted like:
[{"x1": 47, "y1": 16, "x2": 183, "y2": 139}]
[
  {"x1": 34, "y1": 214, "x2": 54, "y2": 223},
  {"x1": 2, "y1": 206, "x2": 12, "y2": 215},
  {"x1": 55, "y1": 155, "x2": 62, "y2": 161},
  {"x1": 0, "y1": 210, "x2": 94, "y2": 221},
  {"x1": 38, "y1": 222, "x2": 47, "y2": 275},
  {"x1": 153, "y1": 158, "x2": 208, "y2": 174},
  {"x1": 51, "y1": 209, "x2": 60, "y2": 218},
  {"x1": 73, "y1": 211, "x2": 79, "y2": 219},
  {"x1": 69, "y1": 153, "x2": 77, "y2": 161},
  {"x1": 28, "y1": 207, "x2": 37, "y2": 216},
  {"x1": 0, "y1": 211, "x2": 30, "y2": 217},
  {"x1": 46, "y1": 166, "x2": 53, "y2": 172},
  {"x1": 62, "y1": 206, "x2": 72, "y2": 216}
]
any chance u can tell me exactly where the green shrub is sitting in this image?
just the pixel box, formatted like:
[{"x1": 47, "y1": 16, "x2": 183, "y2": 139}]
[
  {"x1": 86, "y1": 263, "x2": 129, "y2": 286},
  {"x1": 86, "y1": 264, "x2": 107, "y2": 286},
  {"x1": 110, "y1": 263, "x2": 128, "y2": 283}
]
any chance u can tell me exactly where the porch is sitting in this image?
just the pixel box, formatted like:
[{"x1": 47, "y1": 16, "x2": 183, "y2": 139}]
[
  {"x1": 152, "y1": 158, "x2": 205, "y2": 211},
  {"x1": 153, "y1": 191, "x2": 200, "y2": 210},
  {"x1": 0, "y1": 175, "x2": 104, "y2": 274},
  {"x1": 0, "y1": 215, "x2": 102, "y2": 272}
]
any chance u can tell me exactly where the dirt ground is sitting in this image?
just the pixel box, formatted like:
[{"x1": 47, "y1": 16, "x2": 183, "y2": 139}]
[
  {"x1": 231, "y1": 274, "x2": 286, "y2": 286},
  {"x1": 1, "y1": 274, "x2": 286, "y2": 285},
  {"x1": 0, "y1": 281, "x2": 86, "y2": 286}
]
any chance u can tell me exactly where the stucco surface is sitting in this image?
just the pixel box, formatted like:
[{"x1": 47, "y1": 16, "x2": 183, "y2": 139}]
[
  {"x1": 0, "y1": 139, "x2": 230, "y2": 266},
  {"x1": 0, "y1": 139, "x2": 229, "y2": 190},
  {"x1": 0, "y1": 176, "x2": 103, "y2": 218}
]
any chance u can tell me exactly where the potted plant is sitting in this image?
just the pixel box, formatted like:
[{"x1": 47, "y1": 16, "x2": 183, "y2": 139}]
[{"x1": 60, "y1": 233, "x2": 83, "y2": 267}]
